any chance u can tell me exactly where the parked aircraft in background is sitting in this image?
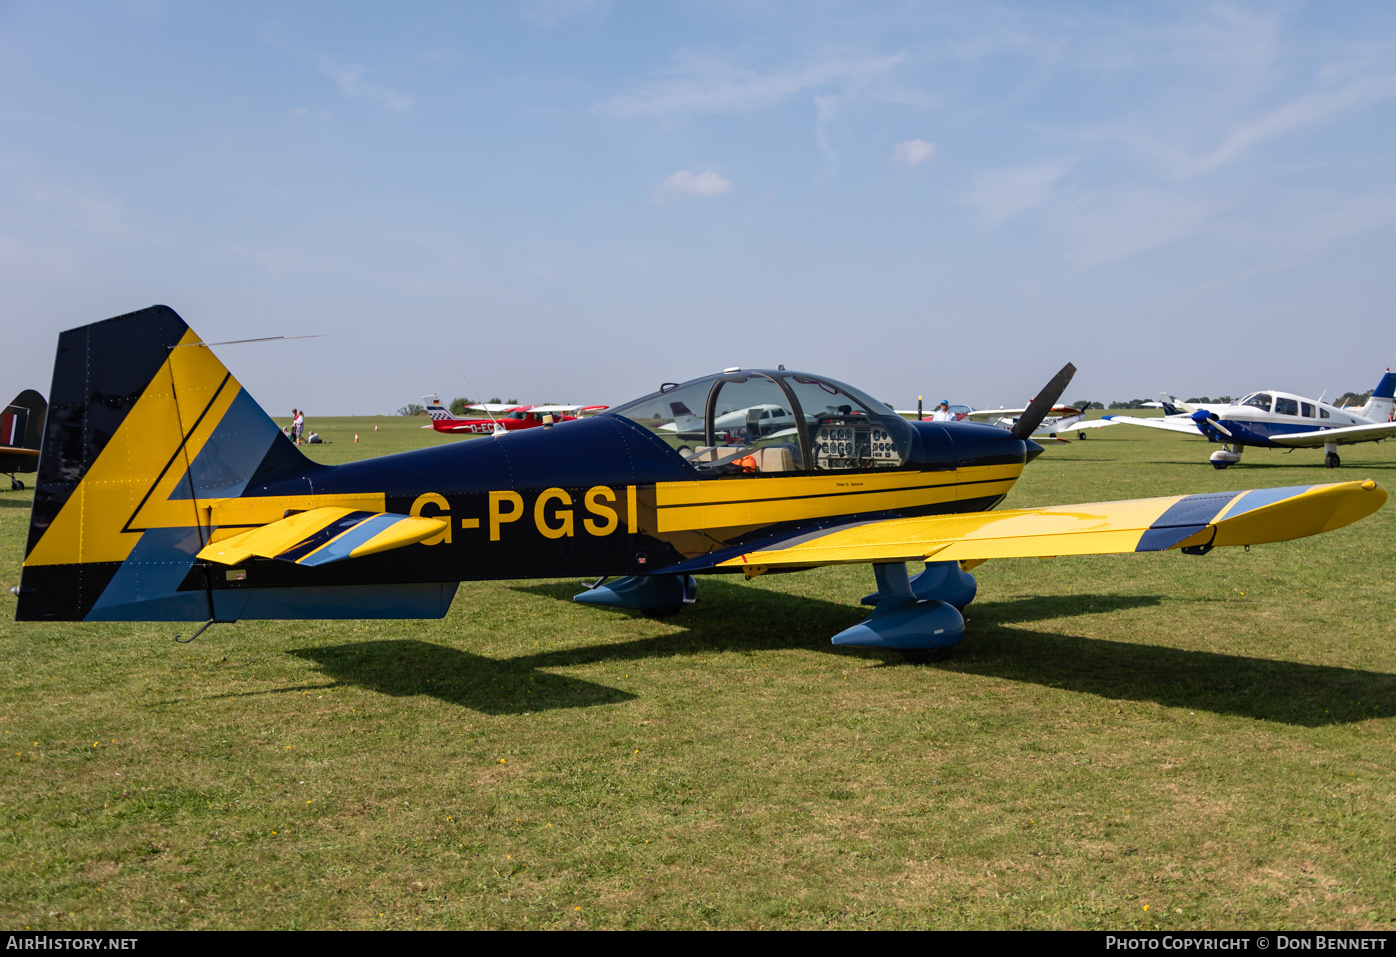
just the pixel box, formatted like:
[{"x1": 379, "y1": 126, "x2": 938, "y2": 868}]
[
  {"x1": 965, "y1": 404, "x2": 1092, "y2": 441},
  {"x1": 15, "y1": 306, "x2": 1387, "y2": 666},
  {"x1": 1, "y1": 389, "x2": 46, "y2": 491},
  {"x1": 895, "y1": 402, "x2": 974, "y2": 422},
  {"x1": 1090, "y1": 373, "x2": 1396, "y2": 469},
  {"x1": 422, "y1": 396, "x2": 609, "y2": 435}
]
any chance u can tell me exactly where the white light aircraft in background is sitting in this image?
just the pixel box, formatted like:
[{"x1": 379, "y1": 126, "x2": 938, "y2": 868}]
[{"x1": 1089, "y1": 371, "x2": 1396, "y2": 469}]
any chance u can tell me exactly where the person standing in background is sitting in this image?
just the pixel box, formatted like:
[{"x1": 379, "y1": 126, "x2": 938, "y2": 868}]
[
  {"x1": 292, "y1": 409, "x2": 304, "y2": 445},
  {"x1": 930, "y1": 400, "x2": 953, "y2": 422}
]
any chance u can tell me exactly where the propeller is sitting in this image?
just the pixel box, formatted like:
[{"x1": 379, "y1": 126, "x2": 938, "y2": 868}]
[
  {"x1": 1190, "y1": 409, "x2": 1232, "y2": 438},
  {"x1": 1010, "y1": 363, "x2": 1077, "y2": 439}
]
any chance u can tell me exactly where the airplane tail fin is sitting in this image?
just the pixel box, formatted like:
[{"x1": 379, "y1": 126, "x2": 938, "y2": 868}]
[
  {"x1": 1358, "y1": 369, "x2": 1394, "y2": 423},
  {"x1": 669, "y1": 400, "x2": 704, "y2": 435},
  {"x1": 424, "y1": 395, "x2": 460, "y2": 420},
  {"x1": 1, "y1": 389, "x2": 46, "y2": 483},
  {"x1": 16, "y1": 305, "x2": 312, "y2": 621}
]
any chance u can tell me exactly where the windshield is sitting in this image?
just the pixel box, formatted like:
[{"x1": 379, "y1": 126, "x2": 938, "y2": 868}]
[
  {"x1": 606, "y1": 376, "x2": 722, "y2": 451},
  {"x1": 1241, "y1": 393, "x2": 1273, "y2": 412},
  {"x1": 607, "y1": 370, "x2": 914, "y2": 472}
]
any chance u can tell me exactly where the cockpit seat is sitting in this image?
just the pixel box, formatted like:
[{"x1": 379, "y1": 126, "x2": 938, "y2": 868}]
[
  {"x1": 745, "y1": 445, "x2": 795, "y2": 473},
  {"x1": 683, "y1": 445, "x2": 796, "y2": 474}
]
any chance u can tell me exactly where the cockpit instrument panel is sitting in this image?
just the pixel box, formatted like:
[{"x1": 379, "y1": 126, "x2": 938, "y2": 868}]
[{"x1": 813, "y1": 417, "x2": 904, "y2": 470}]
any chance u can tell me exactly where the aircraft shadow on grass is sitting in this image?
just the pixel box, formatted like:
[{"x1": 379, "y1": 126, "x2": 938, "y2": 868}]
[
  {"x1": 284, "y1": 578, "x2": 1394, "y2": 726},
  {"x1": 0, "y1": 495, "x2": 34, "y2": 509}
]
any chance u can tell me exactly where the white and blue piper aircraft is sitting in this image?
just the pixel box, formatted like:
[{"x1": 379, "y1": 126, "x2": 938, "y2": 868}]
[{"x1": 1091, "y1": 371, "x2": 1396, "y2": 469}]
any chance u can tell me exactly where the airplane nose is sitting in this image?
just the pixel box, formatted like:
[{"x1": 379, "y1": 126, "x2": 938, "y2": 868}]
[{"x1": 1024, "y1": 439, "x2": 1045, "y2": 463}]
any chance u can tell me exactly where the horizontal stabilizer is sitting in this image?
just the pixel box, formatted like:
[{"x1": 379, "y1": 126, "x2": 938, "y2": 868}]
[
  {"x1": 198, "y1": 507, "x2": 448, "y2": 567},
  {"x1": 718, "y1": 480, "x2": 1386, "y2": 570}
]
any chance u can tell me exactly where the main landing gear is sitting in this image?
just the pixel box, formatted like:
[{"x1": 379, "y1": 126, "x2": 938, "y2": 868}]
[
  {"x1": 572, "y1": 560, "x2": 980, "y2": 665},
  {"x1": 5, "y1": 475, "x2": 23, "y2": 491},
  {"x1": 573, "y1": 574, "x2": 697, "y2": 615},
  {"x1": 1324, "y1": 441, "x2": 1341, "y2": 469},
  {"x1": 834, "y1": 560, "x2": 979, "y2": 664}
]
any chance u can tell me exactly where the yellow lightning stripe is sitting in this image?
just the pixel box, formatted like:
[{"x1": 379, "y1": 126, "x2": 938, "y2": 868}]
[
  {"x1": 207, "y1": 494, "x2": 387, "y2": 539},
  {"x1": 653, "y1": 463, "x2": 1022, "y2": 533},
  {"x1": 26, "y1": 328, "x2": 216, "y2": 567},
  {"x1": 718, "y1": 480, "x2": 1386, "y2": 569}
]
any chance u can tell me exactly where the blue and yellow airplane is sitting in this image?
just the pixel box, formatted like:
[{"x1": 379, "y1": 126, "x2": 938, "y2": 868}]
[{"x1": 13, "y1": 307, "x2": 1388, "y2": 661}]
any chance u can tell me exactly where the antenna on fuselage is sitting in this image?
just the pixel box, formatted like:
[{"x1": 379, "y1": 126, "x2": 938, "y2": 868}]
[
  {"x1": 172, "y1": 334, "x2": 325, "y2": 349},
  {"x1": 445, "y1": 351, "x2": 506, "y2": 436}
]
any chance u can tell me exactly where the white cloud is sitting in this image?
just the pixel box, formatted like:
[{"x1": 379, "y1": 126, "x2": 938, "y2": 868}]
[
  {"x1": 968, "y1": 162, "x2": 1074, "y2": 222},
  {"x1": 600, "y1": 53, "x2": 904, "y2": 118},
  {"x1": 658, "y1": 170, "x2": 733, "y2": 197},
  {"x1": 1190, "y1": 74, "x2": 1396, "y2": 173},
  {"x1": 1060, "y1": 188, "x2": 1223, "y2": 269},
  {"x1": 519, "y1": 0, "x2": 611, "y2": 28},
  {"x1": 316, "y1": 55, "x2": 413, "y2": 111},
  {"x1": 894, "y1": 139, "x2": 937, "y2": 166}
]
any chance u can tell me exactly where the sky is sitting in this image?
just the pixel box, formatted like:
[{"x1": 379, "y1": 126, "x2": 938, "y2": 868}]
[{"x1": 2, "y1": 1, "x2": 1395, "y2": 415}]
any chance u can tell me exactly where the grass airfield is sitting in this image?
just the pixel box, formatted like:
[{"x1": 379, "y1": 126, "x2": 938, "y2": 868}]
[{"x1": 1, "y1": 414, "x2": 1393, "y2": 930}]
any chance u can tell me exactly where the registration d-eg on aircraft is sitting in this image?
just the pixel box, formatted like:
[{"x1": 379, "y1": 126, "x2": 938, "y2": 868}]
[
  {"x1": 1092, "y1": 372, "x2": 1396, "y2": 470},
  {"x1": 422, "y1": 396, "x2": 609, "y2": 435},
  {"x1": 12, "y1": 307, "x2": 1388, "y2": 662}
]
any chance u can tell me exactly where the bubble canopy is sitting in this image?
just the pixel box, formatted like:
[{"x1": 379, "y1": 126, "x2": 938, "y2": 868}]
[{"x1": 605, "y1": 370, "x2": 919, "y2": 474}]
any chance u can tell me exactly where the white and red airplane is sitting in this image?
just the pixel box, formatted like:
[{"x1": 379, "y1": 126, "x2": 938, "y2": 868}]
[{"x1": 421, "y1": 395, "x2": 609, "y2": 435}]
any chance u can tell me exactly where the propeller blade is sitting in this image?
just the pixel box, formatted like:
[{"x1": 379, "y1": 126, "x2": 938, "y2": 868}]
[
  {"x1": 1191, "y1": 409, "x2": 1233, "y2": 438},
  {"x1": 1011, "y1": 363, "x2": 1077, "y2": 440}
]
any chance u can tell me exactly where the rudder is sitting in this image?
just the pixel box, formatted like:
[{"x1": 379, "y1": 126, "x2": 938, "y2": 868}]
[{"x1": 17, "y1": 305, "x2": 308, "y2": 621}]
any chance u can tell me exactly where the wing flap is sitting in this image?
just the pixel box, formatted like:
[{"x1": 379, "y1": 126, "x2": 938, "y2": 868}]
[
  {"x1": 197, "y1": 507, "x2": 448, "y2": 566},
  {"x1": 1268, "y1": 422, "x2": 1396, "y2": 447},
  {"x1": 718, "y1": 480, "x2": 1385, "y2": 569}
]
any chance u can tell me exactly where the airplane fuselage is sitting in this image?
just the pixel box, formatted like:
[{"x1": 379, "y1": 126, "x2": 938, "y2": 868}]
[
  {"x1": 203, "y1": 415, "x2": 1032, "y2": 592},
  {"x1": 1196, "y1": 391, "x2": 1372, "y2": 446}
]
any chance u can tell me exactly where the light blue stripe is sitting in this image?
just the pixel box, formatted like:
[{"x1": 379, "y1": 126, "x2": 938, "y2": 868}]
[
  {"x1": 296, "y1": 512, "x2": 405, "y2": 567},
  {"x1": 1222, "y1": 484, "x2": 1315, "y2": 520}
]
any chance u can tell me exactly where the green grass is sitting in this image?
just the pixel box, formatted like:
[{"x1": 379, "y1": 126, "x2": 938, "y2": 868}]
[{"x1": 1, "y1": 416, "x2": 1393, "y2": 929}]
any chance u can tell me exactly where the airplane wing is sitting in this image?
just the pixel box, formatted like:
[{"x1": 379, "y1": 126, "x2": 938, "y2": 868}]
[
  {"x1": 1055, "y1": 419, "x2": 1117, "y2": 432},
  {"x1": 467, "y1": 403, "x2": 521, "y2": 412},
  {"x1": 1267, "y1": 422, "x2": 1396, "y2": 447},
  {"x1": 528, "y1": 404, "x2": 583, "y2": 413},
  {"x1": 1098, "y1": 415, "x2": 1206, "y2": 437},
  {"x1": 198, "y1": 507, "x2": 449, "y2": 568},
  {"x1": 965, "y1": 405, "x2": 1075, "y2": 422},
  {"x1": 716, "y1": 480, "x2": 1385, "y2": 571}
]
